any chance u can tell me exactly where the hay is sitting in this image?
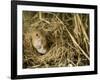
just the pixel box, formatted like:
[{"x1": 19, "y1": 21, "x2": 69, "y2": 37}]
[{"x1": 23, "y1": 11, "x2": 90, "y2": 68}]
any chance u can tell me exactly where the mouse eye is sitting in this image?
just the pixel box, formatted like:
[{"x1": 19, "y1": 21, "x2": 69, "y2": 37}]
[
  {"x1": 36, "y1": 33, "x2": 40, "y2": 38},
  {"x1": 36, "y1": 33, "x2": 38, "y2": 36}
]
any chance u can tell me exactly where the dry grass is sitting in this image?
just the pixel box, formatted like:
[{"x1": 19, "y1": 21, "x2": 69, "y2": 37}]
[{"x1": 23, "y1": 11, "x2": 90, "y2": 68}]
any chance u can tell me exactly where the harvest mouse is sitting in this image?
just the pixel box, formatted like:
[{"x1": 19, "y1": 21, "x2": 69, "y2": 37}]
[{"x1": 31, "y1": 29, "x2": 48, "y2": 54}]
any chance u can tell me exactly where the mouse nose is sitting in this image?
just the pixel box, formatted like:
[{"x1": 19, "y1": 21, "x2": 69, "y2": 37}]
[{"x1": 37, "y1": 45, "x2": 41, "y2": 49}]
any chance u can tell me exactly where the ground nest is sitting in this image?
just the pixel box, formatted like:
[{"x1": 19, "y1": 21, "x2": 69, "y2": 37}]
[{"x1": 23, "y1": 11, "x2": 90, "y2": 68}]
